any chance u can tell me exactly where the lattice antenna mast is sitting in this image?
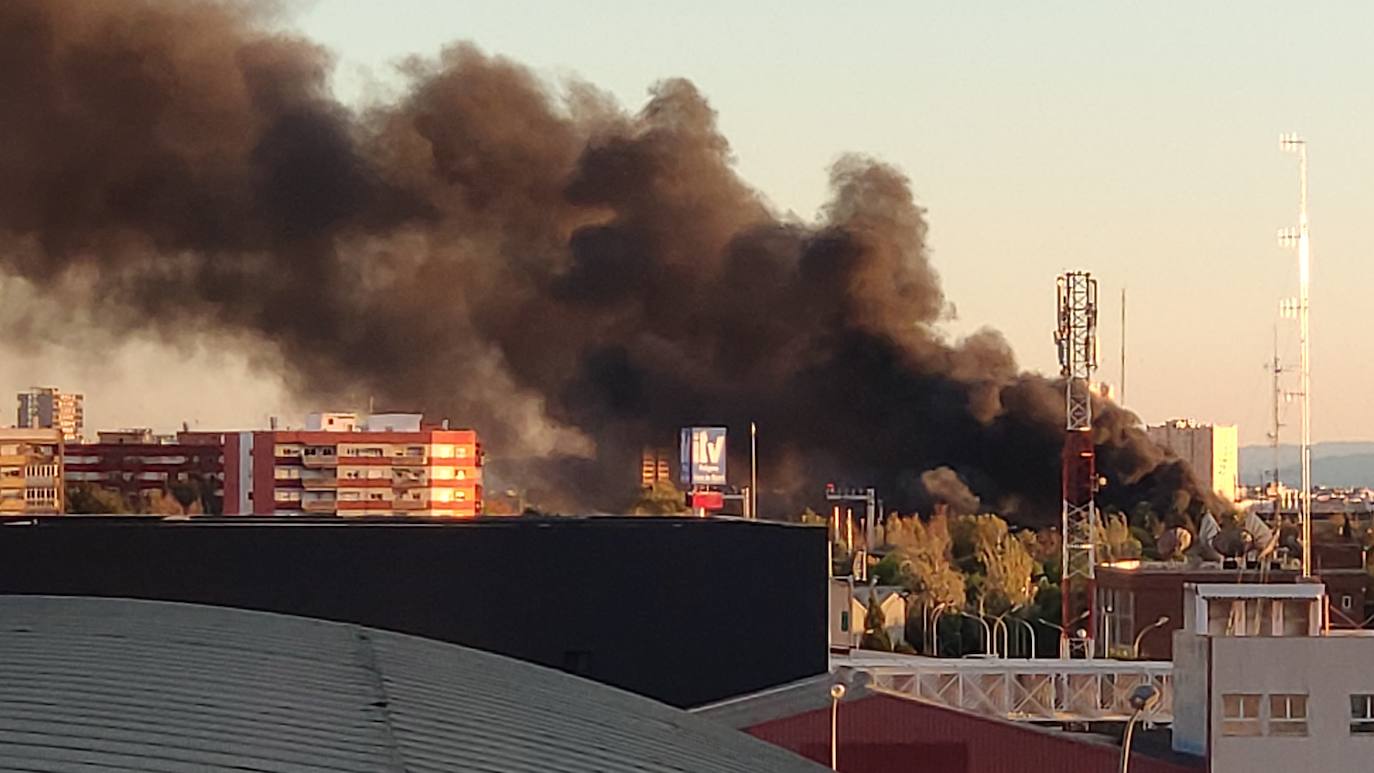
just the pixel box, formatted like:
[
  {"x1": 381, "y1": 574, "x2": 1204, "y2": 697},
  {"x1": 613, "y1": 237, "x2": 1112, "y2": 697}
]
[
  {"x1": 1056, "y1": 272, "x2": 1099, "y2": 658},
  {"x1": 1279, "y1": 133, "x2": 1311, "y2": 577}
]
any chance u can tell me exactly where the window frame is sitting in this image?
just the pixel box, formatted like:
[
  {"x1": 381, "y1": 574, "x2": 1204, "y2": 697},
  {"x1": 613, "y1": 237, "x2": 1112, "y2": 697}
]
[
  {"x1": 1221, "y1": 693, "x2": 1262, "y2": 737},
  {"x1": 1269, "y1": 693, "x2": 1308, "y2": 737},
  {"x1": 1351, "y1": 694, "x2": 1374, "y2": 735}
]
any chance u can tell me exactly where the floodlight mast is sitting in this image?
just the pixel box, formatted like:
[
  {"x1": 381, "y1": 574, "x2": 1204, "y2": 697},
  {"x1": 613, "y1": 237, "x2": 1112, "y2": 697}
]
[
  {"x1": 1056, "y1": 271, "x2": 1099, "y2": 658},
  {"x1": 1279, "y1": 133, "x2": 1311, "y2": 578}
]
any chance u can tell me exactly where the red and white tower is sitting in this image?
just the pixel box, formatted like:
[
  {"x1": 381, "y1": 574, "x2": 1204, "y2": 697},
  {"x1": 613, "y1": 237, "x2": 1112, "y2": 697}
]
[{"x1": 1056, "y1": 272, "x2": 1099, "y2": 658}]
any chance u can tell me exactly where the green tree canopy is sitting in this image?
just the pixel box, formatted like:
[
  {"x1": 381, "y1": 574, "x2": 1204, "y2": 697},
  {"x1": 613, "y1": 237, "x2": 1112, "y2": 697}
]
[{"x1": 629, "y1": 480, "x2": 690, "y2": 515}]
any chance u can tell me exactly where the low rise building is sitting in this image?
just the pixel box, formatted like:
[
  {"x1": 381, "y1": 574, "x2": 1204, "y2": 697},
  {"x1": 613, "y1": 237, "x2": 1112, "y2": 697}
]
[
  {"x1": 1095, "y1": 562, "x2": 1368, "y2": 660},
  {"x1": 224, "y1": 413, "x2": 483, "y2": 517},
  {"x1": 63, "y1": 431, "x2": 225, "y2": 514},
  {"x1": 0, "y1": 428, "x2": 63, "y2": 515},
  {"x1": 1173, "y1": 582, "x2": 1374, "y2": 772}
]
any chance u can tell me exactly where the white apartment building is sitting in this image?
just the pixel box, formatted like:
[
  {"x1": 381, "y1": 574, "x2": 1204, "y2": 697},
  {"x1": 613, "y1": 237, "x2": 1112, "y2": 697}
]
[{"x1": 1147, "y1": 420, "x2": 1239, "y2": 502}]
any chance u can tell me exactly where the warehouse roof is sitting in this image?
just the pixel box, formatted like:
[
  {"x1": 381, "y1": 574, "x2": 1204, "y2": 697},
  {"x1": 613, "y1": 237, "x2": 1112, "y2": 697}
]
[{"x1": 0, "y1": 596, "x2": 823, "y2": 772}]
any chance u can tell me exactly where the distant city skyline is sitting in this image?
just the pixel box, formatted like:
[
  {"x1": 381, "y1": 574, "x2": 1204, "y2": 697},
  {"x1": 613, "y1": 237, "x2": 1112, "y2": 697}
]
[{"x1": 5, "y1": 1, "x2": 1373, "y2": 446}]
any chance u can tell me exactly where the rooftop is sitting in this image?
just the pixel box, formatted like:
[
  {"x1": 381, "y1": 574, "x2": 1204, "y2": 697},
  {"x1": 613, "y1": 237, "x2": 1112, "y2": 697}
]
[{"x1": 0, "y1": 595, "x2": 823, "y2": 772}]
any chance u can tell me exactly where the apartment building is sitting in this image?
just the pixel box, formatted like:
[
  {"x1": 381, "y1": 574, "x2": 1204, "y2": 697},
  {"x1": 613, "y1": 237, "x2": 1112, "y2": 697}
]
[
  {"x1": 1173, "y1": 582, "x2": 1374, "y2": 772},
  {"x1": 223, "y1": 413, "x2": 482, "y2": 517},
  {"x1": 17, "y1": 387, "x2": 84, "y2": 442},
  {"x1": 1147, "y1": 420, "x2": 1239, "y2": 502},
  {"x1": 64, "y1": 430, "x2": 225, "y2": 513},
  {"x1": 0, "y1": 428, "x2": 63, "y2": 514}
]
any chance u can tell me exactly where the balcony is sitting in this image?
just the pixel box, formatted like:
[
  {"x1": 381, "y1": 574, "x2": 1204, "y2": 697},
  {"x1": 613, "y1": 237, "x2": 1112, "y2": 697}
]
[
  {"x1": 301, "y1": 499, "x2": 337, "y2": 514},
  {"x1": 302, "y1": 455, "x2": 337, "y2": 468},
  {"x1": 301, "y1": 477, "x2": 338, "y2": 490},
  {"x1": 393, "y1": 498, "x2": 425, "y2": 510}
]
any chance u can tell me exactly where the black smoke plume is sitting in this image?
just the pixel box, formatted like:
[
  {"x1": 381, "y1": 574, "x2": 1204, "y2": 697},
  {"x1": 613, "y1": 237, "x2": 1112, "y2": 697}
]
[{"x1": 0, "y1": 1, "x2": 1221, "y2": 522}]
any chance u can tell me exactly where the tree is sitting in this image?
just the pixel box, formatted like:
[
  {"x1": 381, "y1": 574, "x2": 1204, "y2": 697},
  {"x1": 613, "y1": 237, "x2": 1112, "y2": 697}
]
[
  {"x1": 629, "y1": 480, "x2": 690, "y2": 515},
  {"x1": 954, "y1": 514, "x2": 1036, "y2": 615},
  {"x1": 860, "y1": 584, "x2": 894, "y2": 652},
  {"x1": 65, "y1": 484, "x2": 129, "y2": 514},
  {"x1": 1101, "y1": 513, "x2": 1143, "y2": 561}
]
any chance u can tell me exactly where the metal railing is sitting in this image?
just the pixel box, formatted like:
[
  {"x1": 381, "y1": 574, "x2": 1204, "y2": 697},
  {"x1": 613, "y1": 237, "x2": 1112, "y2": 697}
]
[{"x1": 855, "y1": 658, "x2": 1172, "y2": 723}]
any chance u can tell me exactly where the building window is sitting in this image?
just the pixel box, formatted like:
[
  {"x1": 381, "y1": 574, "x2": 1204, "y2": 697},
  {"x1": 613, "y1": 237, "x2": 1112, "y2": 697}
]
[
  {"x1": 1221, "y1": 693, "x2": 1261, "y2": 736},
  {"x1": 840, "y1": 610, "x2": 850, "y2": 632},
  {"x1": 1269, "y1": 694, "x2": 1308, "y2": 736},
  {"x1": 1342, "y1": 595, "x2": 1355, "y2": 611},
  {"x1": 1352, "y1": 694, "x2": 1374, "y2": 734}
]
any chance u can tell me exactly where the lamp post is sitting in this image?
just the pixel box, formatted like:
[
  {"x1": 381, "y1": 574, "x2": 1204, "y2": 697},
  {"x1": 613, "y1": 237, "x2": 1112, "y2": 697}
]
[
  {"x1": 1132, "y1": 616, "x2": 1170, "y2": 659},
  {"x1": 1119, "y1": 684, "x2": 1161, "y2": 773},
  {"x1": 928, "y1": 602, "x2": 954, "y2": 656},
  {"x1": 829, "y1": 683, "x2": 846, "y2": 771},
  {"x1": 749, "y1": 422, "x2": 758, "y2": 520},
  {"x1": 954, "y1": 610, "x2": 994, "y2": 656}
]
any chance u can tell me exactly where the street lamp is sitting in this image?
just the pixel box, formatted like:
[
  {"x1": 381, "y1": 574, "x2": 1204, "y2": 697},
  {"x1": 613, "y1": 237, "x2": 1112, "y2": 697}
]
[
  {"x1": 954, "y1": 610, "x2": 994, "y2": 656},
  {"x1": 928, "y1": 601, "x2": 954, "y2": 656},
  {"x1": 829, "y1": 683, "x2": 846, "y2": 771},
  {"x1": 1119, "y1": 684, "x2": 1161, "y2": 773},
  {"x1": 1132, "y1": 616, "x2": 1170, "y2": 659}
]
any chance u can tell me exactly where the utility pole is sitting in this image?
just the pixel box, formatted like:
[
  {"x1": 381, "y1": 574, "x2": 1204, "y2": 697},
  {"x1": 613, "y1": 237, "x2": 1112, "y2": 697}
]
[
  {"x1": 1120, "y1": 287, "x2": 1127, "y2": 405},
  {"x1": 1267, "y1": 324, "x2": 1285, "y2": 519},
  {"x1": 750, "y1": 421, "x2": 758, "y2": 520},
  {"x1": 1279, "y1": 133, "x2": 1311, "y2": 578}
]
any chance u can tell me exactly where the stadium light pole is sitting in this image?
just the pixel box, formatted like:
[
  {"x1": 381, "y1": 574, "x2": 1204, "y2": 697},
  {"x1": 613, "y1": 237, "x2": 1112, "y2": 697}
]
[{"x1": 1279, "y1": 132, "x2": 1311, "y2": 577}]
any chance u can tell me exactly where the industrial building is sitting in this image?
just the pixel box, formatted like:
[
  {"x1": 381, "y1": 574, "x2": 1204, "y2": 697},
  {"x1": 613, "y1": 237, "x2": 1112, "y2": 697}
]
[
  {"x1": 64, "y1": 429, "x2": 225, "y2": 513},
  {"x1": 697, "y1": 672, "x2": 1198, "y2": 772},
  {"x1": 0, "y1": 428, "x2": 63, "y2": 515},
  {"x1": 0, "y1": 596, "x2": 820, "y2": 772},
  {"x1": 16, "y1": 386, "x2": 84, "y2": 442},
  {"x1": 1146, "y1": 420, "x2": 1240, "y2": 502},
  {"x1": 1095, "y1": 558, "x2": 1369, "y2": 660},
  {"x1": 0, "y1": 515, "x2": 827, "y2": 707},
  {"x1": 1172, "y1": 582, "x2": 1374, "y2": 772},
  {"x1": 223, "y1": 412, "x2": 483, "y2": 517}
]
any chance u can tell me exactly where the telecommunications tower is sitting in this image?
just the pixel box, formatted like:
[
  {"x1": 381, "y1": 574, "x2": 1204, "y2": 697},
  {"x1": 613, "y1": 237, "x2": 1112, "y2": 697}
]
[
  {"x1": 1278, "y1": 133, "x2": 1312, "y2": 577},
  {"x1": 1056, "y1": 271, "x2": 1099, "y2": 658}
]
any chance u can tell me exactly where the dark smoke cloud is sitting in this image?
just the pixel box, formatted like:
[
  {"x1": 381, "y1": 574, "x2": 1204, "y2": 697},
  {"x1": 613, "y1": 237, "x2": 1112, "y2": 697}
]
[
  {"x1": 920, "y1": 467, "x2": 981, "y2": 515},
  {"x1": 0, "y1": 0, "x2": 1223, "y2": 522}
]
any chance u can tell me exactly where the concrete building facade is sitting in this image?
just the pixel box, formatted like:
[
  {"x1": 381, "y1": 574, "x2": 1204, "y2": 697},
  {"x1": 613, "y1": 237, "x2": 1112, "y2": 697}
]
[
  {"x1": 64, "y1": 431, "x2": 225, "y2": 514},
  {"x1": 1096, "y1": 563, "x2": 1369, "y2": 660},
  {"x1": 16, "y1": 387, "x2": 84, "y2": 442},
  {"x1": 1173, "y1": 583, "x2": 1374, "y2": 772},
  {"x1": 0, "y1": 428, "x2": 63, "y2": 515},
  {"x1": 1147, "y1": 420, "x2": 1239, "y2": 502},
  {"x1": 223, "y1": 414, "x2": 482, "y2": 517}
]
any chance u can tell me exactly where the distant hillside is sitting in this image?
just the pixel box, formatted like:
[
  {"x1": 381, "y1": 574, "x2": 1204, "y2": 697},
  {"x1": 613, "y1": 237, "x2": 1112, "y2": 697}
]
[{"x1": 1239, "y1": 442, "x2": 1374, "y2": 488}]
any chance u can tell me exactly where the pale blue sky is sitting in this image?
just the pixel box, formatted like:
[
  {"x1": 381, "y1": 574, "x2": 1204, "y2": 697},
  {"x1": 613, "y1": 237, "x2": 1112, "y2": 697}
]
[{"x1": 8, "y1": 1, "x2": 1372, "y2": 445}]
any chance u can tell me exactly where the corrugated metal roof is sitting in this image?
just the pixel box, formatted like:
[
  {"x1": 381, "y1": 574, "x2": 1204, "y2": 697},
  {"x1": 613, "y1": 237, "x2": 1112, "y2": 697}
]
[{"x1": 0, "y1": 596, "x2": 824, "y2": 772}]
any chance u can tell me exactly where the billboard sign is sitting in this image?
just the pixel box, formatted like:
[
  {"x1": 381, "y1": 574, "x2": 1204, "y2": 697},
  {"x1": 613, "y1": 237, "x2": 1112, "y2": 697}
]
[{"x1": 680, "y1": 426, "x2": 727, "y2": 486}]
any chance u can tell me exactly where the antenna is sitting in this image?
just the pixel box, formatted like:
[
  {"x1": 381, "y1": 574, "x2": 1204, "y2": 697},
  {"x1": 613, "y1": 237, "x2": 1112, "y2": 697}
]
[
  {"x1": 1279, "y1": 132, "x2": 1311, "y2": 577},
  {"x1": 1057, "y1": 271, "x2": 1099, "y2": 658},
  {"x1": 1267, "y1": 324, "x2": 1285, "y2": 527},
  {"x1": 1120, "y1": 286, "x2": 1127, "y2": 405}
]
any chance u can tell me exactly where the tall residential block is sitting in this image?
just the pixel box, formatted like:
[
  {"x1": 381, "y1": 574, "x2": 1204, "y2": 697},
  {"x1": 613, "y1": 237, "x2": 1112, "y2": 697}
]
[
  {"x1": 0, "y1": 428, "x2": 64, "y2": 514},
  {"x1": 17, "y1": 387, "x2": 84, "y2": 442},
  {"x1": 223, "y1": 413, "x2": 482, "y2": 517},
  {"x1": 1146, "y1": 419, "x2": 1239, "y2": 502}
]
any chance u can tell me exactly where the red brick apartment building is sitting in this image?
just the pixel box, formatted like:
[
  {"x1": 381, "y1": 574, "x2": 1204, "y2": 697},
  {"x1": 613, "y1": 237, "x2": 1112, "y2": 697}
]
[
  {"x1": 64, "y1": 430, "x2": 225, "y2": 512},
  {"x1": 223, "y1": 413, "x2": 482, "y2": 517}
]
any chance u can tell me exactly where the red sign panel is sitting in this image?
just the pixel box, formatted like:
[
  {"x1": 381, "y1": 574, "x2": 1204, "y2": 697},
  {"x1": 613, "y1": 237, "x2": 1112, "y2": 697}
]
[{"x1": 688, "y1": 491, "x2": 725, "y2": 510}]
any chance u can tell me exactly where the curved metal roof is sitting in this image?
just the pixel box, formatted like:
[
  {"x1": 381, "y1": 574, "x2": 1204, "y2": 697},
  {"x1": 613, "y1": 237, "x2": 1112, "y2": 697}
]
[{"x1": 0, "y1": 596, "x2": 823, "y2": 772}]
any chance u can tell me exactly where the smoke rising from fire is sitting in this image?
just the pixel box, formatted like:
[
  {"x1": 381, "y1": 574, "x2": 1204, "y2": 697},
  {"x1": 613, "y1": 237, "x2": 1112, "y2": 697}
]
[{"x1": 0, "y1": 0, "x2": 1221, "y2": 522}]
